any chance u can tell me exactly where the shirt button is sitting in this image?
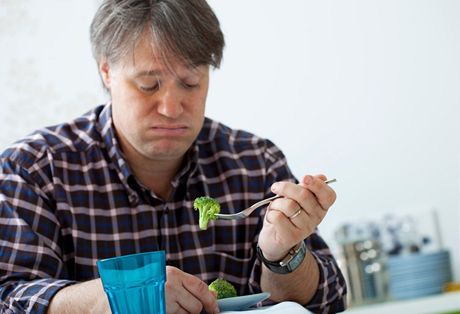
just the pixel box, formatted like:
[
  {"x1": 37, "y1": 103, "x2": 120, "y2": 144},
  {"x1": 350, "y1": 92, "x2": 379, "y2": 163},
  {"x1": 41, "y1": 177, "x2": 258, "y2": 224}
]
[{"x1": 129, "y1": 194, "x2": 139, "y2": 204}]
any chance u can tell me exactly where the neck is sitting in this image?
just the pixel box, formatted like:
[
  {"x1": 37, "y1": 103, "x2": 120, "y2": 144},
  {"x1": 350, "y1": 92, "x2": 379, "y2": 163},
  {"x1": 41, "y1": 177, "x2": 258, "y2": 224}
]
[
  {"x1": 130, "y1": 157, "x2": 182, "y2": 200},
  {"x1": 118, "y1": 140, "x2": 184, "y2": 200}
]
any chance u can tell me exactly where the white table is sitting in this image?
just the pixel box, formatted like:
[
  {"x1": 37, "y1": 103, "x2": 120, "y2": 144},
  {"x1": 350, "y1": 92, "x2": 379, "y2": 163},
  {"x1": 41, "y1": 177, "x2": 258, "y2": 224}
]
[
  {"x1": 222, "y1": 301, "x2": 312, "y2": 313},
  {"x1": 345, "y1": 291, "x2": 460, "y2": 314},
  {"x1": 222, "y1": 292, "x2": 460, "y2": 314}
]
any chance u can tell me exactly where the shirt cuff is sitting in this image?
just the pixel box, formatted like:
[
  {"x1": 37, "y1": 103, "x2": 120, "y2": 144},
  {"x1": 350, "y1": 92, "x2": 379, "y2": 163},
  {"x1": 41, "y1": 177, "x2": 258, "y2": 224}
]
[
  {"x1": 304, "y1": 251, "x2": 347, "y2": 313},
  {"x1": 1, "y1": 278, "x2": 76, "y2": 314}
]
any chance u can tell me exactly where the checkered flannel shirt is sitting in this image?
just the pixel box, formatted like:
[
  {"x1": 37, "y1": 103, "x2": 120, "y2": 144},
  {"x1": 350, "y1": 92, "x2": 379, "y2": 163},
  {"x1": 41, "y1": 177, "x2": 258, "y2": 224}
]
[{"x1": 0, "y1": 104, "x2": 346, "y2": 313}]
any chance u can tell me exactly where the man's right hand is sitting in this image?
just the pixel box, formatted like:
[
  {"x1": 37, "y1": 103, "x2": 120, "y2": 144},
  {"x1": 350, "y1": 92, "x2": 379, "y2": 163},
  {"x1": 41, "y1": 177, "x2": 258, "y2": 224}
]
[
  {"x1": 48, "y1": 266, "x2": 219, "y2": 314},
  {"x1": 165, "y1": 266, "x2": 219, "y2": 314}
]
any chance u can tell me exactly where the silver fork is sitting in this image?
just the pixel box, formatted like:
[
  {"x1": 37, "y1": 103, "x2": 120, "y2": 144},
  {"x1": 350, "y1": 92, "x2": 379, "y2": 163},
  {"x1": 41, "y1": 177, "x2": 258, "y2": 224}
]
[{"x1": 215, "y1": 178, "x2": 337, "y2": 220}]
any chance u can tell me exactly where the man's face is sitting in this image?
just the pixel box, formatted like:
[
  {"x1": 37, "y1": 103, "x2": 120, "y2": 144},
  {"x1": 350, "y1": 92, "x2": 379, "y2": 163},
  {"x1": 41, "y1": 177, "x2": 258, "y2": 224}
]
[{"x1": 99, "y1": 34, "x2": 210, "y2": 163}]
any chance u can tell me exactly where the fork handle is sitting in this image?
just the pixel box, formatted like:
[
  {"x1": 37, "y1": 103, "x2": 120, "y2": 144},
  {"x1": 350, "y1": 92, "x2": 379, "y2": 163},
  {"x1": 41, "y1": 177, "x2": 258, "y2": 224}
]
[{"x1": 249, "y1": 195, "x2": 281, "y2": 209}]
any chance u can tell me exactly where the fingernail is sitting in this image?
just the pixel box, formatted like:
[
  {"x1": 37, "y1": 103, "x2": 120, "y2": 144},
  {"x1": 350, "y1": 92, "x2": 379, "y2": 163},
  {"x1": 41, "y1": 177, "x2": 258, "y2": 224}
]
[
  {"x1": 271, "y1": 183, "x2": 279, "y2": 193},
  {"x1": 303, "y1": 175, "x2": 313, "y2": 185}
]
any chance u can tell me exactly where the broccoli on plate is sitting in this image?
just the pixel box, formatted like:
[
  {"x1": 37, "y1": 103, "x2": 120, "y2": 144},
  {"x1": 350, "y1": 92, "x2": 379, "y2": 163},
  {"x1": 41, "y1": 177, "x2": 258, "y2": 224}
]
[
  {"x1": 208, "y1": 278, "x2": 237, "y2": 299},
  {"x1": 193, "y1": 196, "x2": 220, "y2": 230}
]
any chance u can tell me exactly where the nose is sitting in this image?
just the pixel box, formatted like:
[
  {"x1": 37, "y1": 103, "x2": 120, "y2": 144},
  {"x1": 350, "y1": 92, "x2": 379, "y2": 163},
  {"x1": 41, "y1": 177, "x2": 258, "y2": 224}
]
[{"x1": 156, "y1": 85, "x2": 184, "y2": 119}]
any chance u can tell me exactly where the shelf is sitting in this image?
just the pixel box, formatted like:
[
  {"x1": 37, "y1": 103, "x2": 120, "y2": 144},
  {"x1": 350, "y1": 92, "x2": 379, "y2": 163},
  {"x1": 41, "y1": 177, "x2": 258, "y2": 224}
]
[{"x1": 345, "y1": 291, "x2": 460, "y2": 314}]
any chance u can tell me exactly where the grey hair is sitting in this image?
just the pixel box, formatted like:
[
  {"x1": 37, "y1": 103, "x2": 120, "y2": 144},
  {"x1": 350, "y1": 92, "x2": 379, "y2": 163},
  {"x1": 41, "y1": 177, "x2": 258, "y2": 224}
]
[{"x1": 90, "y1": 0, "x2": 225, "y2": 69}]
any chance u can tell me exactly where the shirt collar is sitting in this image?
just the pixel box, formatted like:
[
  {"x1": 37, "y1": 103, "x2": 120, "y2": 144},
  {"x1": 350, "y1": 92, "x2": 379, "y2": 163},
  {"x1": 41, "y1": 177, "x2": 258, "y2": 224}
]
[
  {"x1": 172, "y1": 143, "x2": 199, "y2": 188},
  {"x1": 98, "y1": 103, "x2": 140, "y2": 205},
  {"x1": 97, "y1": 103, "x2": 201, "y2": 204}
]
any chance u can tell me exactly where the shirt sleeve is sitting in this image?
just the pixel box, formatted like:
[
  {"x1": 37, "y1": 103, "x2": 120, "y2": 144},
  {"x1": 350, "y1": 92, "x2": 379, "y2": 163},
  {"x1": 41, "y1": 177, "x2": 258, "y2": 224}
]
[
  {"x1": 248, "y1": 139, "x2": 347, "y2": 313},
  {"x1": 304, "y1": 233, "x2": 347, "y2": 313},
  {"x1": 0, "y1": 154, "x2": 75, "y2": 314}
]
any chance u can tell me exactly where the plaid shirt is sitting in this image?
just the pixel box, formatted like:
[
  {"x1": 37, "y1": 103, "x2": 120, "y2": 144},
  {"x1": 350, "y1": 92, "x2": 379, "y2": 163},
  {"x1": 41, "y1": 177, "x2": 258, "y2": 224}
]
[{"x1": 0, "y1": 104, "x2": 346, "y2": 313}]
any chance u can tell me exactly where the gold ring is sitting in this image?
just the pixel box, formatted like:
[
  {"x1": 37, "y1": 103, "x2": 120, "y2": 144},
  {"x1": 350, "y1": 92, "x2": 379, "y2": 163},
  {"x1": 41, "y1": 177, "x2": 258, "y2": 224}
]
[{"x1": 289, "y1": 209, "x2": 302, "y2": 220}]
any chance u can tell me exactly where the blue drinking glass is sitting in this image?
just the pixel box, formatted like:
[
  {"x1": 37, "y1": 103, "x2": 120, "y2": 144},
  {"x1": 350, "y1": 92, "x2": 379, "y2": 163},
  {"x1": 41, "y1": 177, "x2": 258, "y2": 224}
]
[{"x1": 97, "y1": 251, "x2": 166, "y2": 314}]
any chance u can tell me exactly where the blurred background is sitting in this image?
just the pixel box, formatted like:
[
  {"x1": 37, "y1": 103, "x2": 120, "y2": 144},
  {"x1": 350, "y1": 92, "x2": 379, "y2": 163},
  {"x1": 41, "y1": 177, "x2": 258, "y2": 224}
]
[{"x1": 1, "y1": 1, "x2": 459, "y2": 312}]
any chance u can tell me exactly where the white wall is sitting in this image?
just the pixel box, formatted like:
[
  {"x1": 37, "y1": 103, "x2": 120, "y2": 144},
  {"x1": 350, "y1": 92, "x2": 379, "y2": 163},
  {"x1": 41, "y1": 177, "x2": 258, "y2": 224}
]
[
  {"x1": 0, "y1": 1, "x2": 105, "y2": 142},
  {"x1": 1, "y1": 1, "x2": 459, "y2": 281},
  {"x1": 206, "y1": 0, "x2": 460, "y2": 281}
]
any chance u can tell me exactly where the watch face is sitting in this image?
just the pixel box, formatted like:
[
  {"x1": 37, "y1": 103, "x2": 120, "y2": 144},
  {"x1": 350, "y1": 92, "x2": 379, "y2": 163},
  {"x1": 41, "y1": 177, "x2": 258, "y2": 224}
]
[{"x1": 288, "y1": 247, "x2": 306, "y2": 272}]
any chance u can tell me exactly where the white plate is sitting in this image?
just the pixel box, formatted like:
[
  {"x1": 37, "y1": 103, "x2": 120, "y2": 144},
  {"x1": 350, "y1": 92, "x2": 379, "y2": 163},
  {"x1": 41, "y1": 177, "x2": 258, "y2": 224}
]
[{"x1": 217, "y1": 292, "x2": 271, "y2": 312}]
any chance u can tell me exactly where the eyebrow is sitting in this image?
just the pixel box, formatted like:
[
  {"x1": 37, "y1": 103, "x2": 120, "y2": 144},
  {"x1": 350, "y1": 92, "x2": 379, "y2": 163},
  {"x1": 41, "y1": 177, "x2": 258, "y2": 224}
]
[
  {"x1": 134, "y1": 65, "x2": 203, "y2": 79},
  {"x1": 134, "y1": 70, "x2": 163, "y2": 78}
]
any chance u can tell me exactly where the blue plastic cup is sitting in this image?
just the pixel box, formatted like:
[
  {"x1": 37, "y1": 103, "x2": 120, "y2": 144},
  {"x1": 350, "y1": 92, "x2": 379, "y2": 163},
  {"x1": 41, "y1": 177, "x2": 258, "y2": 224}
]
[{"x1": 97, "y1": 251, "x2": 166, "y2": 314}]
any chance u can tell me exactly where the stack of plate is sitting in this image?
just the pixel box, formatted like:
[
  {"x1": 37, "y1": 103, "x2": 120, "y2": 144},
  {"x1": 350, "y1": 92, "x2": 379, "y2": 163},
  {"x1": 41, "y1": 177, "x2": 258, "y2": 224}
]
[{"x1": 387, "y1": 250, "x2": 452, "y2": 300}]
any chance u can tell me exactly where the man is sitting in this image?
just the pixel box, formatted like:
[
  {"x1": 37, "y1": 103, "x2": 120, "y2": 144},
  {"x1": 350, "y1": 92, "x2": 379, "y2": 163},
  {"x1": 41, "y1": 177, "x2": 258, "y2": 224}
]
[{"x1": 0, "y1": 0, "x2": 346, "y2": 313}]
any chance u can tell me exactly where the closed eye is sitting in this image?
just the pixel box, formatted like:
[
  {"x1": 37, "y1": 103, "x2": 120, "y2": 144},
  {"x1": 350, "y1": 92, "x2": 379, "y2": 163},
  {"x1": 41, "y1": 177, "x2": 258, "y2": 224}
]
[
  {"x1": 179, "y1": 81, "x2": 199, "y2": 89},
  {"x1": 140, "y1": 84, "x2": 160, "y2": 93}
]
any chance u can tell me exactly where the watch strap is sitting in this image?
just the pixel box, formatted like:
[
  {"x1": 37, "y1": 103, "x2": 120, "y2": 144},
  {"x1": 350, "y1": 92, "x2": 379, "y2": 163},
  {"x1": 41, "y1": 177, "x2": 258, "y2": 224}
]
[{"x1": 257, "y1": 241, "x2": 307, "y2": 274}]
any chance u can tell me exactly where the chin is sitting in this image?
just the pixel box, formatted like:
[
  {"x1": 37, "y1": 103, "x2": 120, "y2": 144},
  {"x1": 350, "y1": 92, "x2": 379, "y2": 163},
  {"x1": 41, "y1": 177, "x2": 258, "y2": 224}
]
[{"x1": 143, "y1": 145, "x2": 189, "y2": 161}]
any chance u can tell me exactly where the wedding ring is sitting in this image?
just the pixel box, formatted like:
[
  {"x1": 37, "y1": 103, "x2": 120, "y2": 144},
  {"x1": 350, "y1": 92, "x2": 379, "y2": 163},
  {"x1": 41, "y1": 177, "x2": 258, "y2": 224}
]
[{"x1": 289, "y1": 209, "x2": 302, "y2": 220}]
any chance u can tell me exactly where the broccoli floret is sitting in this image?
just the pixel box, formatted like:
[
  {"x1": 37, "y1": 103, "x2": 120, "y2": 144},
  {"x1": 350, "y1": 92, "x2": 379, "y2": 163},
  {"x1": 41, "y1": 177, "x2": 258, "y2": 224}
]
[
  {"x1": 209, "y1": 278, "x2": 237, "y2": 299},
  {"x1": 193, "y1": 196, "x2": 220, "y2": 230}
]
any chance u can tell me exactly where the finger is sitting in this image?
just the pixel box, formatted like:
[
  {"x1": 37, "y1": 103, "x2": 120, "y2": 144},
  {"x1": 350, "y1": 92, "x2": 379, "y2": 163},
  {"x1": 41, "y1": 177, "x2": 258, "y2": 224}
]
[
  {"x1": 268, "y1": 197, "x2": 302, "y2": 219},
  {"x1": 314, "y1": 173, "x2": 328, "y2": 182},
  {"x1": 271, "y1": 180, "x2": 328, "y2": 227},
  {"x1": 271, "y1": 181, "x2": 319, "y2": 215},
  {"x1": 287, "y1": 205, "x2": 323, "y2": 232},
  {"x1": 302, "y1": 175, "x2": 336, "y2": 210},
  {"x1": 167, "y1": 303, "x2": 188, "y2": 314},
  {"x1": 165, "y1": 285, "x2": 197, "y2": 314},
  {"x1": 271, "y1": 181, "x2": 310, "y2": 205},
  {"x1": 264, "y1": 210, "x2": 303, "y2": 253},
  {"x1": 165, "y1": 267, "x2": 218, "y2": 314},
  {"x1": 166, "y1": 281, "x2": 202, "y2": 314},
  {"x1": 182, "y1": 272, "x2": 219, "y2": 314},
  {"x1": 268, "y1": 195, "x2": 323, "y2": 232}
]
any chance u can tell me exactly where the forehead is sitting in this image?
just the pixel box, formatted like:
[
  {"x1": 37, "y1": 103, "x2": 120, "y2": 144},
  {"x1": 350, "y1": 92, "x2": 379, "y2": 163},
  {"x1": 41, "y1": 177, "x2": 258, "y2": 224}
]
[{"x1": 117, "y1": 31, "x2": 191, "y2": 75}]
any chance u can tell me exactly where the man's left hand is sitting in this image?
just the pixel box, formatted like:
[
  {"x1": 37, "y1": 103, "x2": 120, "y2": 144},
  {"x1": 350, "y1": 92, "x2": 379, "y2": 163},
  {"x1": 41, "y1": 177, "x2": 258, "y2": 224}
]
[{"x1": 257, "y1": 174, "x2": 336, "y2": 261}]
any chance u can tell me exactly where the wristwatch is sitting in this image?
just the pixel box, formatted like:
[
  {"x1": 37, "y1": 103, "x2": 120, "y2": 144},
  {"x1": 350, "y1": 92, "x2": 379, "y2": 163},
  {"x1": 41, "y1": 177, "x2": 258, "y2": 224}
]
[{"x1": 256, "y1": 241, "x2": 307, "y2": 274}]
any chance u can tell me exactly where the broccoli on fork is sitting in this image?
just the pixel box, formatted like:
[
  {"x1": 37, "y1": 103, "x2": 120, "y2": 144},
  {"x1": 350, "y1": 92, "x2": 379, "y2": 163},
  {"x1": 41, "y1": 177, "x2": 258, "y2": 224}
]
[{"x1": 193, "y1": 196, "x2": 220, "y2": 230}]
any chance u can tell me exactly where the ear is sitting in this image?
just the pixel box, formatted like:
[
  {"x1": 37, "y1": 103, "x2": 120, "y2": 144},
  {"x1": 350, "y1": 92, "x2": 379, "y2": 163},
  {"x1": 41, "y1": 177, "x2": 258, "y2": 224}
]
[{"x1": 99, "y1": 58, "x2": 112, "y2": 89}]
